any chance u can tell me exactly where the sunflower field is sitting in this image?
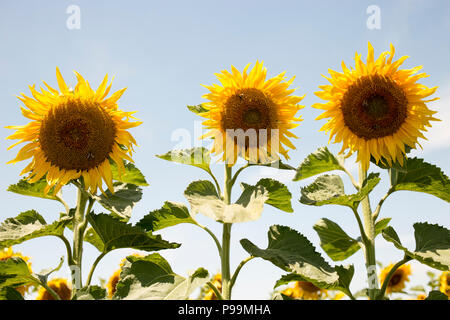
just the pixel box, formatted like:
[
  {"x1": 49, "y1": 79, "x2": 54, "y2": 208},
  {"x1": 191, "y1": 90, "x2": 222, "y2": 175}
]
[{"x1": 0, "y1": 1, "x2": 448, "y2": 306}]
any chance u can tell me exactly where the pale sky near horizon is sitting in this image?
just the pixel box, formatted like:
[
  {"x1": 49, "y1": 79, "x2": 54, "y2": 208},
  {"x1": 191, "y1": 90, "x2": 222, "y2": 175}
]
[{"x1": 0, "y1": 0, "x2": 449, "y2": 299}]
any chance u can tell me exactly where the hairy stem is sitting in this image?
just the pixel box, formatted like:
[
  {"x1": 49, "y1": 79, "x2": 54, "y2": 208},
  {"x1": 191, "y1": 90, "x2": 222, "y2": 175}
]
[{"x1": 221, "y1": 165, "x2": 233, "y2": 300}]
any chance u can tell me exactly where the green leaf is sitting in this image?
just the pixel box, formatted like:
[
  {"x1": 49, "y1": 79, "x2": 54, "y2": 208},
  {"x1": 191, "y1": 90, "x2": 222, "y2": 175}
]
[
  {"x1": 0, "y1": 210, "x2": 71, "y2": 248},
  {"x1": 94, "y1": 183, "x2": 143, "y2": 221},
  {"x1": 7, "y1": 177, "x2": 58, "y2": 201},
  {"x1": 0, "y1": 257, "x2": 34, "y2": 289},
  {"x1": 114, "y1": 253, "x2": 209, "y2": 300},
  {"x1": 313, "y1": 218, "x2": 360, "y2": 262},
  {"x1": 185, "y1": 180, "x2": 267, "y2": 223},
  {"x1": 383, "y1": 223, "x2": 450, "y2": 271},
  {"x1": 136, "y1": 201, "x2": 196, "y2": 232},
  {"x1": 73, "y1": 285, "x2": 107, "y2": 300},
  {"x1": 294, "y1": 147, "x2": 345, "y2": 181},
  {"x1": 425, "y1": 290, "x2": 449, "y2": 300},
  {"x1": 390, "y1": 158, "x2": 450, "y2": 202},
  {"x1": 300, "y1": 173, "x2": 380, "y2": 209},
  {"x1": 239, "y1": 178, "x2": 293, "y2": 213},
  {"x1": 111, "y1": 161, "x2": 149, "y2": 186},
  {"x1": 0, "y1": 286, "x2": 24, "y2": 300},
  {"x1": 156, "y1": 147, "x2": 211, "y2": 173},
  {"x1": 87, "y1": 213, "x2": 180, "y2": 253},
  {"x1": 83, "y1": 227, "x2": 104, "y2": 252},
  {"x1": 240, "y1": 225, "x2": 339, "y2": 289},
  {"x1": 374, "y1": 218, "x2": 392, "y2": 236},
  {"x1": 187, "y1": 104, "x2": 208, "y2": 114}
]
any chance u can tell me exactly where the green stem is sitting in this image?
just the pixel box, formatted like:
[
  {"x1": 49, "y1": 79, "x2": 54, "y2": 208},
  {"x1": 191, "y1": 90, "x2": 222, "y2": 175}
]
[
  {"x1": 376, "y1": 256, "x2": 411, "y2": 299},
  {"x1": 85, "y1": 252, "x2": 106, "y2": 287},
  {"x1": 39, "y1": 281, "x2": 61, "y2": 300},
  {"x1": 195, "y1": 222, "x2": 222, "y2": 258},
  {"x1": 372, "y1": 188, "x2": 393, "y2": 221},
  {"x1": 221, "y1": 165, "x2": 233, "y2": 300},
  {"x1": 58, "y1": 235, "x2": 74, "y2": 266},
  {"x1": 358, "y1": 163, "x2": 379, "y2": 300},
  {"x1": 71, "y1": 182, "x2": 89, "y2": 295},
  {"x1": 206, "y1": 168, "x2": 222, "y2": 197},
  {"x1": 206, "y1": 281, "x2": 224, "y2": 300},
  {"x1": 230, "y1": 256, "x2": 254, "y2": 291}
]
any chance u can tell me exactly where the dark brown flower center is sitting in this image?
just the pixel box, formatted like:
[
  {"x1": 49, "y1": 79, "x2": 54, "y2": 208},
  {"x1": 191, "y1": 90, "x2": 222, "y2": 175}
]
[
  {"x1": 390, "y1": 272, "x2": 403, "y2": 286},
  {"x1": 39, "y1": 97, "x2": 116, "y2": 171},
  {"x1": 341, "y1": 75, "x2": 408, "y2": 140}
]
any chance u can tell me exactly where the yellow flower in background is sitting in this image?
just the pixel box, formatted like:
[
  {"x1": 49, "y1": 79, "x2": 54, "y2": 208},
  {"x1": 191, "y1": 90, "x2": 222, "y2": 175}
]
[
  {"x1": 0, "y1": 247, "x2": 33, "y2": 295},
  {"x1": 203, "y1": 273, "x2": 222, "y2": 300},
  {"x1": 281, "y1": 281, "x2": 327, "y2": 300},
  {"x1": 313, "y1": 42, "x2": 439, "y2": 171},
  {"x1": 416, "y1": 293, "x2": 426, "y2": 300},
  {"x1": 36, "y1": 278, "x2": 71, "y2": 300},
  {"x1": 439, "y1": 271, "x2": 450, "y2": 297},
  {"x1": 6, "y1": 68, "x2": 142, "y2": 194},
  {"x1": 379, "y1": 263, "x2": 412, "y2": 294},
  {"x1": 199, "y1": 61, "x2": 305, "y2": 165}
]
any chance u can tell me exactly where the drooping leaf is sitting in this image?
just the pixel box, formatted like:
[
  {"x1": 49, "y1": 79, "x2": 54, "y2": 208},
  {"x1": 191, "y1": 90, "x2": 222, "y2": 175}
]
[
  {"x1": 136, "y1": 201, "x2": 196, "y2": 232},
  {"x1": 239, "y1": 178, "x2": 293, "y2": 213},
  {"x1": 94, "y1": 183, "x2": 143, "y2": 221},
  {"x1": 300, "y1": 173, "x2": 380, "y2": 209},
  {"x1": 294, "y1": 147, "x2": 345, "y2": 181},
  {"x1": 187, "y1": 104, "x2": 208, "y2": 115},
  {"x1": 382, "y1": 223, "x2": 450, "y2": 271},
  {"x1": 240, "y1": 225, "x2": 339, "y2": 289},
  {"x1": 114, "y1": 254, "x2": 209, "y2": 300},
  {"x1": 391, "y1": 158, "x2": 450, "y2": 202},
  {"x1": 185, "y1": 180, "x2": 268, "y2": 223},
  {"x1": 156, "y1": 147, "x2": 211, "y2": 173},
  {"x1": 313, "y1": 218, "x2": 360, "y2": 262},
  {"x1": 0, "y1": 210, "x2": 71, "y2": 248},
  {"x1": 111, "y1": 161, "x2": 149, "y2": 186},
  {"x1": 7, "y1": 177, "x2": 58, "y2": 201},
  {"x1": 87, "y1": 213, "x2": 180, "y2": 253}
]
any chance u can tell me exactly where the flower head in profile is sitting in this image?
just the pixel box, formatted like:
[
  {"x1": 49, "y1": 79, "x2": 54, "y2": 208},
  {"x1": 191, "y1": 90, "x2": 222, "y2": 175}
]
[
  {"x1": 313, "y1": 42, "x2": 439, "y2": 170},
  {"x1": 379, "y1": 263, "x2": 412, "y2": 294},
  {"x1": 6, "y1": 68, "x2": 142, "y2": 194},
  {"x1": 106, "y1": 253, "x2": 142, "y2": 298},
  {"x1": 199, "y1": 61, "x2": 304, "y2": 165},
  {"x1": 36, "y1": 278, "x2": 71, "y2": 300},
  {"x1": 0, "y1": 247, "x2": 33, "y2": 295}
]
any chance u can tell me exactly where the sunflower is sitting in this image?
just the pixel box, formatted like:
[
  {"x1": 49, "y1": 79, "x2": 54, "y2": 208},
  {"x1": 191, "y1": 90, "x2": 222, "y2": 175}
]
[
  {"x1": 313, "y1": 42, "x2": 439, "y2": 171},
  {"x1": 0, "y1": 247, "x2": 33, "y2": 295},
  {"x1": 199, "y1": 61, "x2": 304, "y2": 165},
  {"x1": 202, "y1": 273, "x2": 222, "y2": 300},
  {"x1": 281, "y1": 281, "x2": 327, "y2": 300},
  {"x1": 36, "y1": 278, "x2": 71, "y2": 300},
  {"x1": 416, "y1": 293, "x2": 426, "y2": 300},
  {"x1": 6, "y1": 68, "x2": 142, "y2": 194},
  {"x1": 379, "y1": 263, "x2": 412, "y2": 294},
  {"x1": 439, "y1": 271, "x2": 450, "y2": 297}
]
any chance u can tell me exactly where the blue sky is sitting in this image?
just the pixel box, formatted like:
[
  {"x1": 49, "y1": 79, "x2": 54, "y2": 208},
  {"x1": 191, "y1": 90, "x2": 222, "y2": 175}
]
[{"x1": 0, "y1": 0, "x2": 449, "y2": 299}]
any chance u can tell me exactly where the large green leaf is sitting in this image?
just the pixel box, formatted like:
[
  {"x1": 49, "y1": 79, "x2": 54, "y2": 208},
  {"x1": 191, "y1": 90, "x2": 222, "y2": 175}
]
[
  {"x1": 313, "y1": 218, "x2": 360, "y2": 262},
  {"x1": 425, "y1": 290, "x2": 449, "y2": 300},
  {"x1": 0, "y1": 257, "x2": 34, "y2": 289},
  {"x1": 7, "y1": 177, "x2": 58, "y2": 201},
  {"x1": 0, "y1": 210, "x2": 71, "y2": 248},
  {"x1": 87, "y1": 213, "x2": 180, "y2": 253},
  {"x1": 156, "y1": 147, "x2": 211, "y2": 173},
  {"x1": 294, "y1": 147, "x2": 345, "y2": 181},
  {"x1": 300, "y1": 173, "x2": 380, "y2": 209},
  {"x1": 239, "y1": 178, "x2": 293, "y2": 213},
  {"x1": 391, "y1": 158, "x2": 450, "y2": 202},
  {"x1": 382, "y1": 223, "x2": 450, "y2": 271},
  {"x1": 73, "y1": 285, "x2": 107, "y2": 300},
  {"x1": 111, "y1": 161, "x2": 149, "y2": 186},
  {"x1": 114, "y1": 254, "x2": 209, "y2": 300},
  {"x1": 136, "y1": 201, "x2": 196, "y2": 232},
  {"x1": 185, "y1": 180, "x2": 267, "y2": 223},
  {"x1": 94, "y1": 183, "x2": 143, "y2": 221},
  {"x1": 0, "y1": 287, "x2": 24, "y2": 300},
  {"x1": 240, "y1": 225, "x2": 339, "y2": 289}
]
